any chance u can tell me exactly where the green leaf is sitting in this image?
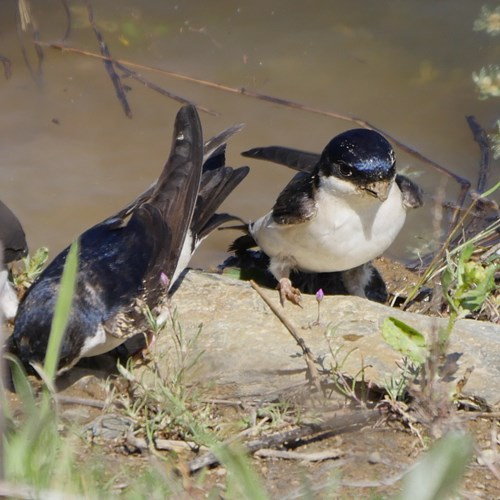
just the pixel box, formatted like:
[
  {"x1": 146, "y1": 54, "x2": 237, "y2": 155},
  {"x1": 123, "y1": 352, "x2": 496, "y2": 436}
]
[
  {"x1": 396, "y1": 431, "x2": 473, "y2": 500},
  {"x1": 43, "y1": 240, "x2": 79, "y2": 382},
  {"x1": 381, "y1": 317, "x2": 427, "y2": 365},
  {"x1": 460, "y1": 263, "x2": 497, "y2": 312}
]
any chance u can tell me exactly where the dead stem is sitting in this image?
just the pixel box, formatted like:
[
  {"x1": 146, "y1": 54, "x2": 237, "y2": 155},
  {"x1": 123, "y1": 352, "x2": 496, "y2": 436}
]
[
  {"x1": 466, "y1": 115, "x2": 492, "y2": 194},
  {"x1": 34, "y1": 41, "x2": 473, "y2": 196},
  {"x1": 188, "y1": 408, "x2": 379, "y2": 473},
  {"x1": 249, "y1": 280, "x2": 323, "y2": 394},
  {"x1": 16, "y1": 0, "x2": 44, "y2": 85},
  {"x1": 0, "y1": 55, "x2": 12, "y2": 80},
  {"x1": 83, "y1": 0, "x2": 132, "y2": 118}
]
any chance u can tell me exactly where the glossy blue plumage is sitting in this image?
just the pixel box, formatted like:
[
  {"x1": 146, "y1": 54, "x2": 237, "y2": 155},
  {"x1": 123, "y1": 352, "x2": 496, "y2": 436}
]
[{"x1": 9, "y1": 105, "x2": 248, "y2": 373}]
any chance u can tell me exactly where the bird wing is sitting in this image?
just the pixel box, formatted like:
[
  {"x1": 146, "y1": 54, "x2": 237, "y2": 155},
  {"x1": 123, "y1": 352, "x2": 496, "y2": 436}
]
[
  {"x1": 395, "y1": 174, "x2": 424, "y2": 209},
  {"x1": 271, "y1": 171, "x2": 318, "y2": 225},
  {"x1": 242, "y1": 146, "x2": 318, "y2": 173}
]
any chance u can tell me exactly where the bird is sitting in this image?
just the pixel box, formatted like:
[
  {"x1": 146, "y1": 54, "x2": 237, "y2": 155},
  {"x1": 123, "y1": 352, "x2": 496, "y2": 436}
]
[
  {"x1": 0, "y1": 199, "x2": 28, "y2": 264},
  {"x1": 8, "y1": 105, "x2": 249, "y2": 374},
  {"x1": 0, "y1": 200, "x2": 28, "y2": 320},
  {"x1": 232, "y1": 128, "x2": 423, "y2": 306}
]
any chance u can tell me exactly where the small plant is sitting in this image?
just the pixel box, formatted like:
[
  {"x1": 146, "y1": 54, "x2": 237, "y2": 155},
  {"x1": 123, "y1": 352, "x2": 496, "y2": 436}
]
[
  {"x1": 12, "y1": 246, "x2": 49, "y2": 292},
  {"x1": 112, "y1": 307, "x2": 216, "y2": 447},
  {"x1": 441, "y1": 241, "x2": 497, "y2": 320}
]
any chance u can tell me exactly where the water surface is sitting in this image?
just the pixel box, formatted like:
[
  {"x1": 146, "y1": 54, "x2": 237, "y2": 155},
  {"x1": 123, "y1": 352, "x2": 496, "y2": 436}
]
[{"x1": 0, "y1": 0, "x2": 498, "y2": 270}]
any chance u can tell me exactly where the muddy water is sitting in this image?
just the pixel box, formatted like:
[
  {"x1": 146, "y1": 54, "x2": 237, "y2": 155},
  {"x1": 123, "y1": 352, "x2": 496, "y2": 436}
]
[{"x1": 0, "y1": 1, "x2": 498, "y2": 271}]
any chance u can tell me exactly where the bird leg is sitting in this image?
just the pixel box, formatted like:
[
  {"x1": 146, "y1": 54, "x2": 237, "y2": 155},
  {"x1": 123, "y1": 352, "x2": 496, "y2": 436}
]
[
  {"x1": 341, "y1": 263, "x2": 373, "y2": 298},
  {"x1": 277, "y1": 277, "x2": 302, "y2": 307}
]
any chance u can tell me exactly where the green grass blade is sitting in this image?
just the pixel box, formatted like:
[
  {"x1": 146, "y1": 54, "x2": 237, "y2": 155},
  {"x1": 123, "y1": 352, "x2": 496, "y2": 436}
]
[
  {"x1": 396, "y1": 431, "x2": 473, "y2": 500},
  {"x1": 43, "y1": 240, "x2": 79, "y2": 382}
]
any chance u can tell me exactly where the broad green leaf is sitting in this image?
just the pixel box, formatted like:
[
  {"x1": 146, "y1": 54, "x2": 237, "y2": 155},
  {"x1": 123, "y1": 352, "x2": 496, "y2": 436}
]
[{"x1": 381, "y1": 317, "x2": 426, "y2": 365}]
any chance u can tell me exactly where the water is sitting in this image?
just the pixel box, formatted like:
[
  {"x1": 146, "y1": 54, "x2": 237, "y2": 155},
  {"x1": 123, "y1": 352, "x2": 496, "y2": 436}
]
[{"x1": 0, "y1": 0, "x2": 498, "y2": 271}]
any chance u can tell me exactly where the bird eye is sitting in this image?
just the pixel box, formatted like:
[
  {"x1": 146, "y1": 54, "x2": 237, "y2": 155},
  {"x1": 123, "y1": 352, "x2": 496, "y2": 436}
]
[{"x1": 338, "y1": 164, "x2": 352, "y2": 177}]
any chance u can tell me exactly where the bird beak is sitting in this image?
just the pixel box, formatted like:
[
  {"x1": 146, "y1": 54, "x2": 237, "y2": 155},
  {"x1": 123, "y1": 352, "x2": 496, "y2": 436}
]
[{"x1": 363, "y1": 180, "x2": 391, "y2": 202}]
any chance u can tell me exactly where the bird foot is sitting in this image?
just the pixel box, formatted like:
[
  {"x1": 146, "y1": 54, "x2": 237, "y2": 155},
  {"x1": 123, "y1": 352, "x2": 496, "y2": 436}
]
[{"x1": 277, "y1": 278, "x2": 302, "y2": 307}]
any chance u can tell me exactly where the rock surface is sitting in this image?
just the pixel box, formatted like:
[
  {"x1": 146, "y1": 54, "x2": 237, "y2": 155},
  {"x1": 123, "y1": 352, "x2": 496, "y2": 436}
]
[{"x1": 150, "y1": 270, "x2": 500, "y2": 406}]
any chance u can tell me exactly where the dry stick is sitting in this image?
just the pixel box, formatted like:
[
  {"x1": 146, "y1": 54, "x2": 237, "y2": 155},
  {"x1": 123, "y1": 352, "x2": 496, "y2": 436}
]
[
  {"x1": 55, "y1": 395, "x2": 106, "y2": 409},
  {"x1": 466, "y1": 115, "x2": 491, "y2": 194},
  {"x1": 16, "y1": 0, "x2": 44, "y2": 85},
  {"x1": 59, "y1": 0, "x2": 72, "y2": 42},
  {"x1": 249, "y1": 280, "x2": 323, "y2": 394},
  {"x1": 188, "y1": 408, "x2": 379, "y2": 473},
  {"x1": 254, "y1": 448, "x2": 343, "y2": 461},
  {"x1": 83, "y1": 0, "x2": 132, "y2": 118},
  {"x1": 34, "y1": 42, "x2": 472, "y2": 196},
  {"x1": 0, "y1": 55, "x2": 12, "y2": 80},
  {"x1": 114, "y1": 62, "x2": 219, "y2": 116}
]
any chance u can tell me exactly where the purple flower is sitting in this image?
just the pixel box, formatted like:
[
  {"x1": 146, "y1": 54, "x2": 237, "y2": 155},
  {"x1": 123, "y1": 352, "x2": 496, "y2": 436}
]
[
  {"x1": 316, "y1": 288, "x2": 324, "y2": 302},
  {"x1": 160, "y1": 272, "x2": 170, "y2": 289}
]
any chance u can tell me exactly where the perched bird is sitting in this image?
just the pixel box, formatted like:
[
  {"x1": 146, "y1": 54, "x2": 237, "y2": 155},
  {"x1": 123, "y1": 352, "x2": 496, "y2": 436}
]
[
  {"x1": 0, "y1": 200, "x2": 28, "y2": 320},
  {"x1": 233, "y1": 129, "x2": 422, "y2": 305},
  {"x1": 0, "y1": 199, "x2": 28, "y2": 264},
  {"x1": 8, "y1": 105, "x2": 249, "y2": 373}
]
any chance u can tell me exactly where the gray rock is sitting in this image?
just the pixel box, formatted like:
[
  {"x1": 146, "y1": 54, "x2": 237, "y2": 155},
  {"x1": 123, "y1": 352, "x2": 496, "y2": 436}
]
[{"x1": 152, "y1": 270, "x2": 500, "y2": 407}]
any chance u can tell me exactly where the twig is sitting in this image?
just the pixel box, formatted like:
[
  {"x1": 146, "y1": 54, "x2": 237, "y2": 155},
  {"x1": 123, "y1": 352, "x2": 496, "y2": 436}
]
[
  {"x1": 188, "y1": 408, "x2": 379, "y2": 473},
  {"x1": 466, "y1": 115, "x2": 491, "y2": 194},
  {"x1": 83, "y1": 0, "x2": 132, "y2": 118},
  {"x1": 16, "y1": 0, "x2": 44, "y2": 84},
  {"x1": 249, "y1": 280, "x2": 323, "y2": 394},
  {"x1": 115, "y1": 62, "x2": 218, "y2": 116},
  {"x1": 254, "y1": 448, "x2": 343, "y2": 461},
  {"x1": 34, "y1": 41, "x2": 472, "y2": 195},
  {"x1": 59, "y1": 0, "x2": 72, "y2": 41},
  {"x1": 0, "y1": 55, "x2": 12, "y2": 80},
  {"x1": 463, "y1": 411, "x2": 500, "y2": 420},
  {"x1": 55, "y1": 395, "x2": 106, "y2": 409},
  {"x1": 126, "y1": 434, "x2": 209, "y2": 453},
  {"x1": 201, "y1": 398, "x2": 244, "y2": 407},
  {"x1": 340, "y1": 468, "x2": 411, "y2": 489}
]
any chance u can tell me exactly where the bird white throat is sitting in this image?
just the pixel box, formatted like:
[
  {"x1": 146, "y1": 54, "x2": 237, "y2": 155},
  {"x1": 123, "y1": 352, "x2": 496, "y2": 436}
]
[{"x1": 252, "y1": 176, "x2": 406, "y2": 276}]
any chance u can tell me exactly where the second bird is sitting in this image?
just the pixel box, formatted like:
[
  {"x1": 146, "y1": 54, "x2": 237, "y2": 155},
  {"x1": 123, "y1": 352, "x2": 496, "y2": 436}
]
[
  {"x1": 9, "y1": 105, "x2": 249, "y2": 374},
  {"x1": 233, "y1": 128, "x2": 422, "y2": 306}
]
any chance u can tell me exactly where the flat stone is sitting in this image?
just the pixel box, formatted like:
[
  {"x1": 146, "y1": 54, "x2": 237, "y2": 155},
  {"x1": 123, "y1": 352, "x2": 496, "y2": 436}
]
[{"x1": 152, "y1": 270, "x2": 500, "y2": 407}]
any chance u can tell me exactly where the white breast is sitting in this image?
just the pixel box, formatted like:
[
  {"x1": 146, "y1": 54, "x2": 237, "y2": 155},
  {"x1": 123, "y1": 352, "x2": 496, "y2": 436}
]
[{"x1": 252, "y1": 181, "x2": 406, "y2": 275}]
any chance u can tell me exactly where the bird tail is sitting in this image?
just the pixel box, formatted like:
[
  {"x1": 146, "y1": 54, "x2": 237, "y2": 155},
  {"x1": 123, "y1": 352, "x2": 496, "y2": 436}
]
[{"x1": 146, "y1": 105, "x2": 204, "y2": 278}]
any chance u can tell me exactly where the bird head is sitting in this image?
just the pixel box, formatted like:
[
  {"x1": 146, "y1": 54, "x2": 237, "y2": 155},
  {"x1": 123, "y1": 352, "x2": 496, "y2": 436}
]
[{"x1": 317, "y1": 129, "x2": 396, "y2": 201}]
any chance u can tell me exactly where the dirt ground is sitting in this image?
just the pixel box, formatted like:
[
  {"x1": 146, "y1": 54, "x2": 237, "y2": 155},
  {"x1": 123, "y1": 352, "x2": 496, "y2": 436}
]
[{"x1": 4, "y1": 259, "x2": 500, "y2": 498}]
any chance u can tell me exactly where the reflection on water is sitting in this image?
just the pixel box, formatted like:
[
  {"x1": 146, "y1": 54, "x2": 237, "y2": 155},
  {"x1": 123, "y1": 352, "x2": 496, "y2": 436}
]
[{"x1": 0, "y1": 0, "x2": 498, "y2": 270}]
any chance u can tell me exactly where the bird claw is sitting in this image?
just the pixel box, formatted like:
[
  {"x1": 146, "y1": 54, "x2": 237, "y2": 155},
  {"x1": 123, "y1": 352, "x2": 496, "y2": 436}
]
[{"x1": 278, "y1": 278, "x2": 302, "y2": 307}]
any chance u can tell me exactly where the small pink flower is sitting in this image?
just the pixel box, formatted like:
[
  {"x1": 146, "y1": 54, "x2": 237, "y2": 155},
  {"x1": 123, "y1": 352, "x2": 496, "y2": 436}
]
[
  {"x1": 160, "y1": 272, "x2": 170, "y2": 289},
  {"x1": 316, "y1": 288, "x2": 324, "y2": 302}
]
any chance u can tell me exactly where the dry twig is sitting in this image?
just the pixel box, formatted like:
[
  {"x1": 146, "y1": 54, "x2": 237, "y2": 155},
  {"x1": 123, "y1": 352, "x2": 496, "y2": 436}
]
[
  {"x1": 0, "y1": 55, "x2": 12, "y2": 80},
  {"x1": 250, "y1": 280, "x2": 323, "y2": 394},
  {"x1": 34, "y1": 40, "x2": 474, "y2": 202},
  {"x1": 188, "y1": 408, "x2": 379, "y2": 473},
  {"x1": 254, "y1": 448, "x2": 344, "y2": 462},
  {"x1": 83, "y1": 0, "x2": 132, "y2": 118}
]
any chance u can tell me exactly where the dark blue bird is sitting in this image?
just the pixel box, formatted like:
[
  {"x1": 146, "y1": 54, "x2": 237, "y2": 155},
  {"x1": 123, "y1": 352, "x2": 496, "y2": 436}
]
[
  {"x1": 0, "y1": 199, "x2": 28, "y2": 320},
  {"x1": 8, "y1": 105, "x2": 248, "y2": 373},
  {"x1": 233, "y1": 129, "x2": 423, "y2": 305}
]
